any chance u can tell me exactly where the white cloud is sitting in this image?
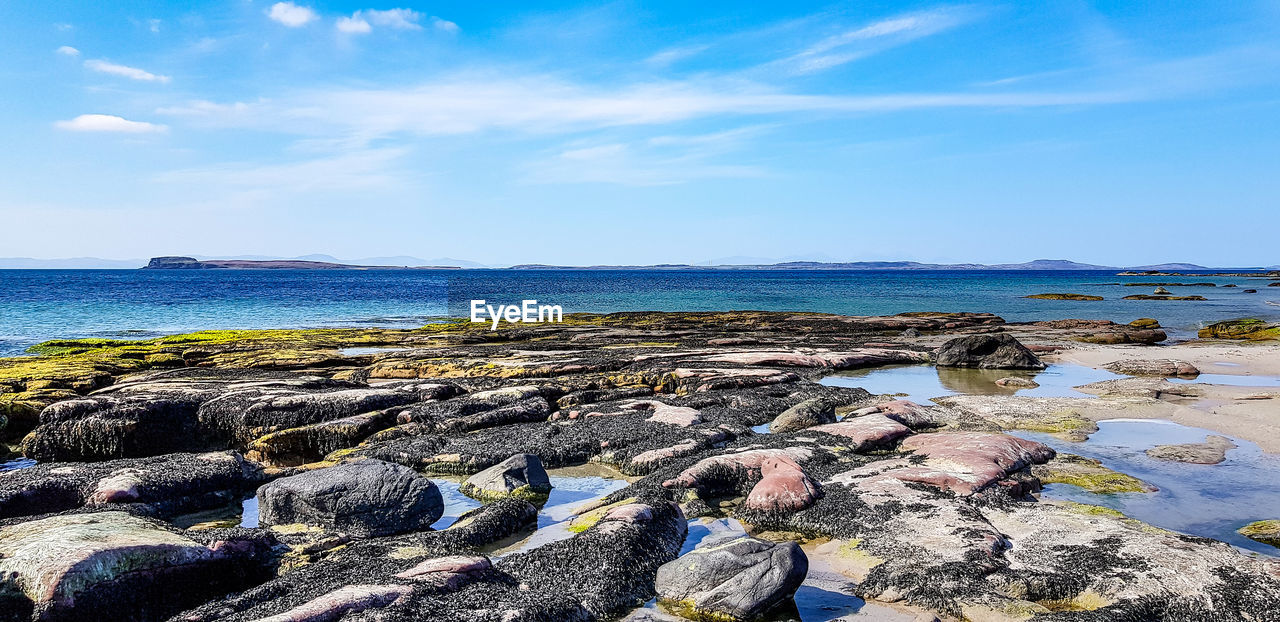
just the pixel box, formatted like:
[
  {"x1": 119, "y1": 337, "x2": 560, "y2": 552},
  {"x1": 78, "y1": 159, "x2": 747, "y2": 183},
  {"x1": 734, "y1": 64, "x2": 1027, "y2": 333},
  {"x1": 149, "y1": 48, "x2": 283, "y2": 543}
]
[
  {"x1": 267, "y1": 2, "x2": 317, "y2": 28},
  {"x1": 338, "y1": 8, "x2": 426, "y2": 33},
  {"x1": 148, "y1": 19, "x2": 161, "y2": 33},
  {"x1": 525, "y1": 133, "x2": 765, "y2": 186},
  {"x1": 56, "y1": 46, "x2": 80, "y2": 57},
  {"x1": 156, "y1": 148, "x2": 409, "y2": 193},
  {"x1": 364, "y1": 9, "x2": 423, "y2": 30},
  {"x1": 54, "y1": 114, "x2": 168, "y2": 133},
  {"x1": 646, "y1": 45, "x2": 709, "y2": 67},
  {"x1": 336, "y1": 15, "x2": 372, "y2": 34},
  {"x1": 432, "y1": 17, "x2": 459, "y2": 33},
  {"x1": 85, "y1": 59, "x2": 171, "y2": 83}
]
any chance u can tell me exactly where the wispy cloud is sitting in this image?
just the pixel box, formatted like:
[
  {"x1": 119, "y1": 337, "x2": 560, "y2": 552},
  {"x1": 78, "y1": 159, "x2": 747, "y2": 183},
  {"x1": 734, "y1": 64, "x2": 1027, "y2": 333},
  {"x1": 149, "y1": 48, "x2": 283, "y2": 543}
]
[
  {"x1": 155, "y1": 148, "x2": 410, "y2": 193},
  {"x1": 431, "y1": 17, "x2": 459, "y2": 33},
  {"x1": 56, "y1": 46, "x2": 80, "y2": 57},
  {"x1": 776, "y1": 7, "x2": 980, "y2": 74},
  {"x1": 85, "y1": 59, "x2": 170, "y2": 83},
  {"x1": 267, "y1": 2, "x2": 317, "y2": 28},
  {"x1": 155, "y1": 100, "x2": 254, "y2": 116},
  {"x1": 525, "y1": 128, "x2": 769, "y2": 186},
  {"x1": 54, "y1": 114, "x2": 168, "y2": 133},
  {"x1": 646, "y1": 45, "x2": 710, "y2": 67}
]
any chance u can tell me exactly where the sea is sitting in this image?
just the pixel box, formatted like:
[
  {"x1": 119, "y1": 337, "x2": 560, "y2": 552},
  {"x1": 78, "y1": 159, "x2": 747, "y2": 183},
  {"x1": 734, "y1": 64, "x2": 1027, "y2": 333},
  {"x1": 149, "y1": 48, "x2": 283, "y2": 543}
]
[{"x1": 1, "y1": 269, "x2": 1278, "y2": 357}]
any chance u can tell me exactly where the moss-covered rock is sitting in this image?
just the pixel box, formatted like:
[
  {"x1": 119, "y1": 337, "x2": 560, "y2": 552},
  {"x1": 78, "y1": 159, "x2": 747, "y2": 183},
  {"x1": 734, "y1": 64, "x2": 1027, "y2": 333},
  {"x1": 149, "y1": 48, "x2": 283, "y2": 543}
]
[
  {"x1": 1199, "y1": 318, "x2": 1280, "y2": 341},
  {"x1": 1237, "y1": 520, "x2": 1280, "y2": 548}
]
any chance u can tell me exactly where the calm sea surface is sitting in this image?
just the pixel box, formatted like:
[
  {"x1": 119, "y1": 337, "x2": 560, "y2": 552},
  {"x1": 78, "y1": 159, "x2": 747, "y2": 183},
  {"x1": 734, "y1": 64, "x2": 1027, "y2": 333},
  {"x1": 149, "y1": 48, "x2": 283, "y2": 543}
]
[{"x1": 1, "y1": 269, "x2": 1277, "y2": 357}]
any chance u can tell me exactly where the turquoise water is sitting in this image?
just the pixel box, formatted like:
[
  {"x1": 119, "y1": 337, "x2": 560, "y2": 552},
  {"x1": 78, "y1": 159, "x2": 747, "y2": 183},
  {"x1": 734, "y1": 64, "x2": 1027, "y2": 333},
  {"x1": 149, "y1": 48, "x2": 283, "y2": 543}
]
[{"x1": 2, "y1": 269, "x2": 1279, "y2": 356}]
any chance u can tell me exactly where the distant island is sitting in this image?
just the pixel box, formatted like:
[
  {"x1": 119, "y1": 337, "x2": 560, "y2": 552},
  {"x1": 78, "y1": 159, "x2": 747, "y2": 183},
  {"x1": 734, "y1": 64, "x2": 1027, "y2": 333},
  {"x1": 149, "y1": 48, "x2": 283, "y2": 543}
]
[{"x1": 141, "y1": 257, "x2": 462, "y2": 270}]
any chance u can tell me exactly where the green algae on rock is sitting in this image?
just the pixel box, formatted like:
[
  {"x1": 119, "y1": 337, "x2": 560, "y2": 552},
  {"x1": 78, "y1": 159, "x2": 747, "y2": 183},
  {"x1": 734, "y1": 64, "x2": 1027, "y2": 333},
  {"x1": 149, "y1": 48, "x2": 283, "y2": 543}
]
[
  {"x1": 1031, "y1": 453, "x2": 1155, "y2": 494},
  {"x1": 1199, "y1": 318, "x2": 1280, "y2": 341},
  {"x1": 1237, "y1": 520, "x2": 1280, "y2": 548},
  {"x1": 1024, "y1": 293, "x2": 1104, "y2": 301}
]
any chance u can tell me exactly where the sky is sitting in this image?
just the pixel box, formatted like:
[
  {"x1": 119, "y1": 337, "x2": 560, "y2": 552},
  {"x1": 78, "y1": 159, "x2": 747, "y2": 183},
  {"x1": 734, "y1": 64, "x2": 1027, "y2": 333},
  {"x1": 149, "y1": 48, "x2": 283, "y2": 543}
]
[{"x1": 1, "y1": 1, "x2": 1278, "y2": 266}]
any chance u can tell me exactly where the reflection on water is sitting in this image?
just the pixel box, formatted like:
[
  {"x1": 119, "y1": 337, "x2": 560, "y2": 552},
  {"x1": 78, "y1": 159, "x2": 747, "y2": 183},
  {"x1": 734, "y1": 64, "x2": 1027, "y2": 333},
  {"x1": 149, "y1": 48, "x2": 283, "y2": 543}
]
[
  {"x1": 240, "y1": 496, "x2": 259, "y2": 528},
  {"x1": 820, "y1": 364, "x2": 1125, "y2": 404},
  {"x1": 1013, "y1": 419, "x2": 1280, "y2": 556},
  {"x1": 0, "y1": 457, "x2": 36, "y2": 471},
  {"x1": 480, "y1": 468, "x2": 630, "y2": 557}
]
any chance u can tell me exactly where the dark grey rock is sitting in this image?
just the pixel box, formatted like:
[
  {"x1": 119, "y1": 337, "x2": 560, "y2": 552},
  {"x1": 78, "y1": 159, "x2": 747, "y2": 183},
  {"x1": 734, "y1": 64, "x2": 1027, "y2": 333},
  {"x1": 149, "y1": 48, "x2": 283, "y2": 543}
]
[
  {"x1": 459, "y1": 453, "x2": 552, "y2": 501},
  {"x1": 655, "y1": 536, "x2": 807, "y2": 620},
  {"x1": 768, "y1": 398, "x2": 835, "y2": 433},
  {"x1": 934, "y1": 334, "x2": 1045, "y2": 370},
  {"x1": 257, "y1": 459, "x2": 443, "y2": 537}
]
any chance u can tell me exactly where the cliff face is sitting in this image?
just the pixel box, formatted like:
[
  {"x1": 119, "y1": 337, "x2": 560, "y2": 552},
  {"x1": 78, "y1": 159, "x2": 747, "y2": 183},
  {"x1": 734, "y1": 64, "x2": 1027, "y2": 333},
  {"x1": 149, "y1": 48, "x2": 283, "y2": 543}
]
[{"x1": 143, "y1": 257, "x2": 213, "y2": 269}]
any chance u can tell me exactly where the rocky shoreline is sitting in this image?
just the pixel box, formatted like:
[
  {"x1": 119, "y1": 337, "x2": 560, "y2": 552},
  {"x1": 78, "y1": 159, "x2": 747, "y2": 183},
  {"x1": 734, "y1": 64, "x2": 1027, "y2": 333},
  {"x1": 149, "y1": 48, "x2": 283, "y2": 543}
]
[{"x1": 2, "y1": 311, "x2": 1279, "y2": 621}]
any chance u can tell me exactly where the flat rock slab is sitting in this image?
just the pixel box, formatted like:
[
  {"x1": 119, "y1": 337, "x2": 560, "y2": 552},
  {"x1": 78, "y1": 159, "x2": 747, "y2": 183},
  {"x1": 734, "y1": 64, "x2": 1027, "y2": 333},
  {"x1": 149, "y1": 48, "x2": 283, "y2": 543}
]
[
  {"x1": 655, "y1": 536, "x2": 807, "y2": 621},
  {"x1": 1103, "y1": 359, "x2": 1200, "y2": 377},
  {"x1": 0, "y1": 511, "x2": 267, "y2": 622},
  {"x1": 880, "y1": 431, "x2": 1055, "y2": 495},
  {"x1": 1145, "y1": 435, "x2": 1237, "y2": 464},
  {"x1": 257, "y1": 459, "x2": 443, "y2": 537}
]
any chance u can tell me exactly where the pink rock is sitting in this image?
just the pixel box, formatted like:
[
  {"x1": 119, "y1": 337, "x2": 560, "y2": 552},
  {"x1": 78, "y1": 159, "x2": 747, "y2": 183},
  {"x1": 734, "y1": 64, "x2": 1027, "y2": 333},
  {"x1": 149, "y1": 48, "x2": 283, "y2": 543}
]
[
  {"x1": 631, "y1": 439, "x2": 701, "y2": 468},
  {"x1": 745, "y1": 457, "x2": 821, "y2": 512},
  {"x1": 250, "y1": 584, "x2": 415, "y2": 622},
  {"x1": 874, "y1": 432, "x2": 1055, "y2": 495},
  {"x1": 603, "y1": 503, "x2": 654, "y2": 524},
  {"x1": 624, "y1": 400, "x2": 702, "y2": 427},
  {"x1": 809, "y1": 415, "x2": 911, "y2": 450},
  {"x1": 662, "y1": 448, "x2": 812, "y2": 491},
  {"x1": 87, "y1": 469, "x2": 144, "y2": 504},
  {"x1": 394, "y1": 555, "x2": 491, "y2": 591}
]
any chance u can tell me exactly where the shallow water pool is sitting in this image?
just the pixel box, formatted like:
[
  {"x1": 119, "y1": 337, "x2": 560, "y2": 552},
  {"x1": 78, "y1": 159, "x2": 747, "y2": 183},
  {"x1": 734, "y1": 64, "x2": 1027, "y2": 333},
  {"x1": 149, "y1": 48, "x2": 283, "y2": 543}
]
[
  {"x1": 1013, "y1": 419, "x2": 1280, "y2": 556},
  {"x1": 0, "y1": 457, "x2": 36, "y2": 471},
  {"x1": 820, "y1": 363, "x2": 1126, "y2": 404}
]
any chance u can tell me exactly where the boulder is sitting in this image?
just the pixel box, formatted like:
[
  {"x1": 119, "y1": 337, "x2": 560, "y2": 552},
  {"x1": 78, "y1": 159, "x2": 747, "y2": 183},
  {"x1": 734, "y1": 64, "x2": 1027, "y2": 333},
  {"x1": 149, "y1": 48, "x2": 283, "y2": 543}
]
[
  {"x1": 995, "y1": 376, "x2": 1039, "y2": 387},
  {"x1": 1102, "y1": 359, "x2": 1200, "y2": 377},
  {"x1": 809, "y1": 415, "x2": 912, "y2": 451},
  {"x1": 1023, "y1": 293, "x2": 1103, "y2": 300},
  {"x1": 655, "y1": 536, "x2": 807, "y2": 621},
  {"x1": 743, "y1": 456, "x2": 821, "y2": 513},
  {"x1": 257, "y1": 459, "x2": 443, "y2": 537},
  {"x1": 934, "y1": 334, "x2": 1045, "y2": 370},
  {"x1": 768, "y1": 398, "x2": 835, "y2": 433},
  {"x1": 459, "y1": 453, "x2": 552, "y2": 502},
  {"x1": 0, "y1": 511, "x2": 273, "y2": 622}
]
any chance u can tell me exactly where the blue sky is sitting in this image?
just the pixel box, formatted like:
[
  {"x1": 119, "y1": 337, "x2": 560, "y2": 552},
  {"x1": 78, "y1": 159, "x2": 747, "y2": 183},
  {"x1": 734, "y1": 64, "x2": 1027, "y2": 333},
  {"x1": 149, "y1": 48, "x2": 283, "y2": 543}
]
[{"x1": 1, "y1": 1, "x2": 1278, "y2": 266}]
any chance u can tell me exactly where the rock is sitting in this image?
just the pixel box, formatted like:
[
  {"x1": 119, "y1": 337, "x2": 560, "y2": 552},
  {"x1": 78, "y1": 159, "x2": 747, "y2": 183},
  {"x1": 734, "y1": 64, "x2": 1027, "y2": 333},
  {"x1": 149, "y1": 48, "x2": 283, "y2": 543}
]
[
  {"x1": 459, "y1": 453, "x2": 552, "y2": 502},
  {"x1": 743, "y1": 456, "x2": 821, "y2": 513},
  {"x1": 1031, "y1": 319, "x2": 1167, "y2": 344},
  {"x1": 1031, "y1": 453, "x2": 1155, "y2": 494},
  {"x1": 994, "y1": 376, "x2": 1039, "y2": 387},
  {"x1": 1122, "y1": 294, "x2": 1207, "y2": 300},
  {"x1": 1154, "y1": 287, "x2": 1172, "y2": 295},
  {"x1": 1102, "y1": 359, "x2": 1200, "y2": 377},
  {"x1": 1129, "y1": 317, "x2": 1161, "y2": 329},
  {"x1": 883, "y1": 431, "x2": 1056, "y2": 495},
  {"x1": 1223, "y1": 284, "x2": 1238, "y2": 288},
  {"x1": 662, "y1": 448, "x2": 813, "y2": 499},
  {"x1": 1238, "y1": 520, "x2": 1280, "y2": 548},
  {"x1": 0, "y1": 511, "x2": 273, "y2": 622},
  {"x1": 1023, "y1": 293, "x2": 1104, "y2": 300},
  {"x1": 257, "y1": 459, "x2": 443, "y2": 537},
  {"x1": 934, "y1": 334, "x2": 1045, "y2": 370},
  {"x1": 1244, "y1": 289, "x2": 1258, "y2": 293},
  {"x1": 900, "y1": 327, "x2": 921, "y2": 337},
  {"x1": 1271, "y1": 282, "x2": 1280, "y2": 287},
  {"x1": 1199, "y1": 318, "x2": 1280, "y2": 340},
  {"x1": 252, "y1": 584, "x2": 414, "y2": 622},
  {"x1": 1145, "y1": 435, "x2": 1236, "y2": 464},
  {"x1": 623, "y1": 400, "x2": 702, "y2": 427},
  {"x1": 809, "y1": 415, "x2": 912, "y2": 450},
  {"x1": 768, "y1": 398, "x2": 835, "y2": 433},
  {"x1": 0, "y1": 451, "x2": 264, "y2": 521},
  {"x1": 655, "y1": 536, "x2": 807, "y2": 621}
]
